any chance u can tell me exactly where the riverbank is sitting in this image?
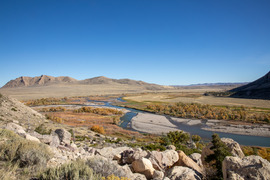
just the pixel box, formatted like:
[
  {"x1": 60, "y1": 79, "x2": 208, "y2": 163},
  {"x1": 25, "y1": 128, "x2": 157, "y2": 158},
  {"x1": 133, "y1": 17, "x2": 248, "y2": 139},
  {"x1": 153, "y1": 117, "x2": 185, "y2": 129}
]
[{"x1": 131, "y1": 112, "x2": 270, "y2": 137}]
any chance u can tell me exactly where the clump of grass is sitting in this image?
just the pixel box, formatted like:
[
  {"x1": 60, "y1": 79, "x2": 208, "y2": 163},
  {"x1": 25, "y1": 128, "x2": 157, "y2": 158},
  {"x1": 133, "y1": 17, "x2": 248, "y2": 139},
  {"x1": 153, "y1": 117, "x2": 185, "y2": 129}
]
[
  {"x1": 35, "y1": 124, "x2": 52, "y2": 135},
  {"x1": 90, "y1": 125, "x2": 105, "y2": 134},
  {"x1": 38, "y1": 159, "x2": 101, "y2": 180},
  {"x1": 0, "y1": 129, "x2": 52, "y2": 177}
]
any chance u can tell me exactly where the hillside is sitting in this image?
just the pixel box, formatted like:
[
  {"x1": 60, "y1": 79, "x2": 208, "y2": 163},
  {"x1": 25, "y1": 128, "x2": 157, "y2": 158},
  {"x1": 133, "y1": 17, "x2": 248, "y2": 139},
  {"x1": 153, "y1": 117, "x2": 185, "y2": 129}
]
[
  {"x1": 0, "y1": 75, "x2": 173, "y2": 100},
  {"x1": 230, "y1": 71, "x2": 270, "y2": 100}
]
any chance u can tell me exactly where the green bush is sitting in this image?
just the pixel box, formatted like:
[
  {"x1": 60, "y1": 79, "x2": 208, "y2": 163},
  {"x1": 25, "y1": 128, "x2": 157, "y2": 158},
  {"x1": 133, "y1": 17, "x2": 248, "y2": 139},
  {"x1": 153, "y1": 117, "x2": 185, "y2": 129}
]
[
  {"x1": 0, "y1": 93, "x2": 3, "y2": 98},
  {"x1": 191, "y1": 135, "x2": 201, "y2": 143},
  {"x1": 205, "y1": 134, "x2": 232, "y2": 179},
  {"x1": 160, "y1": 131, "x2": 190, "y2": 146}
]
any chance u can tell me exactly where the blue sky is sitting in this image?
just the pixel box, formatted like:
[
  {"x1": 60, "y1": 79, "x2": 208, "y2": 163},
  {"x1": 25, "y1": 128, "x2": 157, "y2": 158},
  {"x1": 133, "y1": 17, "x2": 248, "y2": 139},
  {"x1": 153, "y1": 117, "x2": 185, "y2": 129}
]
[{"x1": 0, "y1": 0, "x2": 270, "y2": 86}]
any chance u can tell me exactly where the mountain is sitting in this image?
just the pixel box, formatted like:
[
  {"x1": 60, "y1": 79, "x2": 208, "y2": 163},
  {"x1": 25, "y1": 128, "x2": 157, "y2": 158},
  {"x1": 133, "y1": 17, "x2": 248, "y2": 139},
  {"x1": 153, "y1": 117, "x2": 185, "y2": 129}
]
[
  {"x1": 230, "y1": 71, "x2": 270, "y2": 100},
  {"x1": 1, "y1": 75, "x2": 169, "y2": 90},
  {"x1": 2, "y1": 75, "x2": 77, "y2": 88}
]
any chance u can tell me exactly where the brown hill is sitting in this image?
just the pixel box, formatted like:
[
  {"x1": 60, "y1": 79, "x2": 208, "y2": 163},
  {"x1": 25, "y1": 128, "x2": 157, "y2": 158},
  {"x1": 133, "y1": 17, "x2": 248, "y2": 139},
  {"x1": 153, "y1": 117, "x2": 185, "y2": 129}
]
[
  {"x1": 230, "y1": 71, "x2": 270, "y2": 100},
  {"x1": 2, "y1": 75, "x2": 169, "y2": 90},
  {"x1": 2, "y1": 75, "x2": 77, "y2": 88}
]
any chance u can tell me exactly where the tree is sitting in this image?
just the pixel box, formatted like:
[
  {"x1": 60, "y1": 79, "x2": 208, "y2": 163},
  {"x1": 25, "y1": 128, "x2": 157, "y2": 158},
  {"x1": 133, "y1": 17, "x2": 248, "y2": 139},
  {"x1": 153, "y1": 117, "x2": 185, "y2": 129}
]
[{"x1": 205, "y1": 134, "x2": 232, "y2": 179}]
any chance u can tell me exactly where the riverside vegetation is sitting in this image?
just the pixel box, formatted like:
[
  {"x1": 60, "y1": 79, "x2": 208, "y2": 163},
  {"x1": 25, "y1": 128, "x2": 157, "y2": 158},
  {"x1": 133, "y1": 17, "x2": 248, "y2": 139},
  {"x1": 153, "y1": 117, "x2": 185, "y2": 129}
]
[{"x1": 1, "y1": 93, "x2": 270, "y2": 179}]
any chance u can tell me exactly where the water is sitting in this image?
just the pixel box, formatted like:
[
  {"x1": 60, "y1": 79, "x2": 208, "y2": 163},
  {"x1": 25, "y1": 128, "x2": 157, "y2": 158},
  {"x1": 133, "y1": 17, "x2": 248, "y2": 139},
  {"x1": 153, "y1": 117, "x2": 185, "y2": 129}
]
[{"x1": 80, "y1": 98, "x2": 270, "y2": 146}]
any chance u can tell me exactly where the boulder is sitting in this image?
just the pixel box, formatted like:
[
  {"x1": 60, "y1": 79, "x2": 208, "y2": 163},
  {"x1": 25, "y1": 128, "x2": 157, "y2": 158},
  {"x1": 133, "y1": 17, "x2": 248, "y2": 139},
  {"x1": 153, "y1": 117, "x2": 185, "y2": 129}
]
[
  {"x1": 96, "y1": 146, "x2": 132, "y2": 160},
  {"x1": 166, "y1": 145, "x2": 176, "y2": 150},
  {"x1": 201, "y1": 138, "x2": 244, "y2": 166},
  {"x1": 132, "y1": 157, "x2": 155, "y2": 179},
  {"x1": 121, "y1": 148, "x2": 149, "y2": 164},
  {"x1": 54, "y1": 129, "x2": 71, "y2": 145},
  {"x1": 221, "y1": 138, "x2": 245, "y2": 159},
  {"x1": 166, "y1": 166, "x2": 202, "y2": 180},
  {"x1": 25, "y1": 134, "x2": 40, "y2": 143},
  {"x1": 175, "y1": 151, "x2": 203, "y2": 175},
  {"x1": 87, "y1": 155, "x2": 147, "y2": 180},
  {"x1": 50, "y1": 132, "x2": 60, "y2": 147},
  {"x1": 149, "y1": 150, "x2": 179, "y2": 171},
  {"x1": 5, "y1": 122, "x2": 26, "y2": 136},
  {"x1": 189, "y1": 153, "x2": 203, "y2": 168},
  {"x1": 222, "y1": 155, "x2": 270, "y2": 180}
]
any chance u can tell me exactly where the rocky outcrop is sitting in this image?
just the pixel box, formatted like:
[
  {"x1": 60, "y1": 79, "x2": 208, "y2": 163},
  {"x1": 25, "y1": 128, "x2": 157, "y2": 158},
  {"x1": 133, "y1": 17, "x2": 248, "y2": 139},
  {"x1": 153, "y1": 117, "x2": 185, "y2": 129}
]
[
  {"x1": 222, "y1": 155, "x2": 270, "y2": 180},
  {"x1": 166, "y1": 166, "x2": 202, "y2": 180},
  {"x1": 201, "y1": 138, "x2": 244, "y2": 166},
  {"x1": 175, "y1": 151, "x2": 203, "y2": 176}
]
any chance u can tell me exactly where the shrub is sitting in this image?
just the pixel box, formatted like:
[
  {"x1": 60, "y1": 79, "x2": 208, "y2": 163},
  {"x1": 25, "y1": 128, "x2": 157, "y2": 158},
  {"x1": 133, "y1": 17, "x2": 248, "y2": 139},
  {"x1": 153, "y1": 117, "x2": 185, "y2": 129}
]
[
  {"x1": 205, "y1": 133, "x2": 232, "y2": 179},
  {"x1": 38, "y1": 159, "x2": 101, "y2": 180},
  {"x1": 112, "y1": 116, "x2": 120, "y2": 125},
  {"x1": 103, "y1": 174, "x2": 130, "y2": 180},
  {"x1": 191, "y1": 134, "x2": 201, "y2": 143},
  {"x1": 0, "y1": 129, "x2": 52, "y2": 171},
  {"x1": 90, "y1": 125, "x2": 105, "y2": 134},
  {"x1": 161, "y1": 131, "x2": 190, "y2": 145},
  {"x1": 86, "y1": 156, "x2": 132, "y2": 178}
]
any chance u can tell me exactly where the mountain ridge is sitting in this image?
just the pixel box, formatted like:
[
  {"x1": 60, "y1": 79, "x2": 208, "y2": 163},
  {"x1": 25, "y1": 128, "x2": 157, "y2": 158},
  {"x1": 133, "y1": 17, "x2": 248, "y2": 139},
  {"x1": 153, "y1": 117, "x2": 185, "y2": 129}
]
[
  {"x1": 230, "y1": 71, "x2": 270, "y2": 100},
  {"x1": 1, "y1": 75, "x2": 168, "y2": 90}
]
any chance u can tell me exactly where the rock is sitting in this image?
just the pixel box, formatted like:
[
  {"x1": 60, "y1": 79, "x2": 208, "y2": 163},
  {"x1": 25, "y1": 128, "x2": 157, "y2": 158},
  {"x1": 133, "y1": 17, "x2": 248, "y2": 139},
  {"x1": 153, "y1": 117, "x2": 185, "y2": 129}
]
[
  {"x1": 166, "y1": 145, "x2": 176, "y2": 150},
  {"x1": 25, "y1": 134, "x2": 40, "y2": 143},
  {"x1": 222, "y1": 155, "x2": 270, "y2": 180},
  {"x1": 29, "y1": 131, "x2": 52, "y2": 144},
  {"x1": 221, "y1": 138, "x2": 245, "y2": 159},
  {"x1": 189, "y1": 153, "x2": 203, "y2": 168},
  {"x1": 153, "y1": 170, "x2": 164, "y2": 180},
  {"x1": 175, "y1": 151, "x2": 203, "y2": 175},
  {"x1": 50, "y1": 132, "x2": 60, "y2": 147},
  {"x1": 132, "y1": 157, "x2": 155, "y2": 179},
  {"x1": 201, "y1": 138, "x2": 244, "y2": 166},
  {"x1": 5, "y1": 122, "x2": 26, "y2": 136},
  {"x1": 121, "y1": 148, "x2": 149, "y2": 164},
  {"x1": 96, "y1": 146, "x2": 132, "y2": 160},
  {"x1": 88, "y1": 155, "x2": 147, "y2": 180},
  {"x1": 149, "y1": 150, "x2": 179, "y2": 171},
  {"x1": 166, "y1": 166, "x2": 202, "y2": 180},
  {"x1": 54, "y1": 129, "x2": 71, "y2": 145}
]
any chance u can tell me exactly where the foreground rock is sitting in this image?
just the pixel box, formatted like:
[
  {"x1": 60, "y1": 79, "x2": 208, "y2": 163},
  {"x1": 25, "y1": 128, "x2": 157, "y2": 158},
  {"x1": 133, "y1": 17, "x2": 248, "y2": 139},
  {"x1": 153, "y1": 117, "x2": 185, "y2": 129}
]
[
  {"x1": 222, "y1": 155, "x2": 270, "y2": 180},
  {"x1": 149, "y1": 150, "x2": 179, "y2": 171},
  {"x1": 175, "y1": 151, "x2": 203, "y2": 176},
  {"x1": 166, "y1": 166, "x2": 202, "y2": 180}
]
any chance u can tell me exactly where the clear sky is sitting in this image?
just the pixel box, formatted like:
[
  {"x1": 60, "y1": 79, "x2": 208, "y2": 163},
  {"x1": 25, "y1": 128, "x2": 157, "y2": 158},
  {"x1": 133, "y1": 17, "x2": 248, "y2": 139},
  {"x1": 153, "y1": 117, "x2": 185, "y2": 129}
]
[{"x1": 0, "y1": 0, "x2": 270, "y2": 87}]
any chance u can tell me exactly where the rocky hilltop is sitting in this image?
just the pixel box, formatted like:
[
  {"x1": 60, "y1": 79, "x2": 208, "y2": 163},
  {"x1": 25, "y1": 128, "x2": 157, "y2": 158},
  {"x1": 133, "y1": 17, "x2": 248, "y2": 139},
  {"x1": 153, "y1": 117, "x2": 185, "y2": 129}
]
[{"x1": 230, "y1": 71, "x2": 270, "y2": 100}]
